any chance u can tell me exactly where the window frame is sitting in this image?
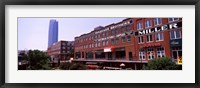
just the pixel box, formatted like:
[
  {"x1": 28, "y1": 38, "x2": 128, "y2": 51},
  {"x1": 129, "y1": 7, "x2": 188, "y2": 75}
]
[
  {"x1": 170, "y1": 30, "x2": 182, "y2": 40},
  {"x1": 127, "y1": 35, "x2": 131, "y2": 42},
  {"x1": 154, "y1": 18, "x2": 162, "y2": 26},
  {"x1": 146, "y1": 34, "x2": 153, "y2": 43},
  {"x1": 139, "y1": 49, "x2": 146, "y2": 60},
  {"x1": 138, "y1": 36, "x2": 144, "y2": 44},
  {"x1": 168, "y1": 18, "x2": 179, "y2": 22},
  {"x1": 145, "y1": 20, "x2": 152, "y2": 28},
  {"x1": 157, "y1": 47, "x2": 165, "y2": 58},
  {"x1": 155, "y1": 32, "x2": 164, "y2": 41},
  {"x1": 137, "y1": 22, "x2": 143, "y2": 30}
]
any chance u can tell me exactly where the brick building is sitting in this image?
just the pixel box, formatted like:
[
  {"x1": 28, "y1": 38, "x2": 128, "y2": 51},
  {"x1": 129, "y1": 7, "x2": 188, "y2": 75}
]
[
  {"x1": 74, "y1": 18, "x2": 182, "y2": 69},
  {"x1": 47, "y1": 40, "x2": 74, "y2": 63}
]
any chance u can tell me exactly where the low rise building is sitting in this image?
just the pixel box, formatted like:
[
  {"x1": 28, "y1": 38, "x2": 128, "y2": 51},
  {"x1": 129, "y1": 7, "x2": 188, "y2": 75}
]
[
  {"x1": 74, "y1": 18, "x2": 182, "y2": 69},
  {"x1": 47, "y1": 40, "x2": 74, "y2": 63}
]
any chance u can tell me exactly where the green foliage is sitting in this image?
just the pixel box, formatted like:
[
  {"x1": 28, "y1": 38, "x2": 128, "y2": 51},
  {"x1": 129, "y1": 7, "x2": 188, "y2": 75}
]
[
  {"x1": 59, "y1": 62, "x2": 72, "y2": 70},
  {"x1": 144, "y1": 57, "x2": 180, "y2": 70},
  {"x1": 69, "y1": 63, "x2": 87, "y2": 70},
  {"x1": 19, "y1": 52, "x2": 28, "y2": 61},
  {"x1": 59, "y1": 62, "x2": 87, "y2": 70},
  {"x1": 21, "y1": 50, "x2": 51, "y2": 70}
]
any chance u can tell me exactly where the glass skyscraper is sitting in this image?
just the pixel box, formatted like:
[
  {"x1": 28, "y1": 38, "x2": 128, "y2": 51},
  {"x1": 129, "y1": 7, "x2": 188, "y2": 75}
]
[{"x1": 48, "y1": 19, "x2": 58, "y2": 48}]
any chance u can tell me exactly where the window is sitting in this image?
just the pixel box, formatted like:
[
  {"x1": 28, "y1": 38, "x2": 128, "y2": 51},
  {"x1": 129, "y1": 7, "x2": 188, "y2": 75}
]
[
  {"x1": 156, "y1": 32, "x2": 163, "y2": 41},
  {"x1": 116, "y1": 29, "x2": 118, "y2": 34},
  {"x1": 154, "y1": 18, "x2": 162, "y2": 26},
  {"x1": 62, "y1": 47, "x2": 65, "y2": 49},
  {"x1": 157, "y1": 47, "x2": 165, "y2": 58},
  {"x1": 137, "y1": 22, "x2": 143, "y2": 30},
  {"x1": 168, "y1": 18, "x2": 179, "y2": 22},
  {"x1": 89, "y1": 44, "x2": 91, "y2": 48},
  {"x1": 102, "y1": 41, "x2": 105, "y2": 46},
  {"x1": 106, "y1": 40, "x2": 108, "y2": 45},
  {"x1": 112, "y1": 29, "x2": 115, "y2": 35},
  {"x1": 92, "y1": 43, "x2": 94, "y2": 48},
  {"x1": 127, "y1": 36, "x2": 131, "y2": 42},
  {"x1": 91, "y1": 36, "x2": 93, "y2": 40},
  {"x1": 147, "y1": 48, "x2": 155, "y2": 60},
  {"x1": 147, "y1": 34, "x2": 153, "y2": 42},
  {"x1": 116, "y1": 38, "x2": 119, "y2": 44},
  {"x1": 121, "y1": 26, "x2": 125, "y2": 32},
  {"x1": 145, "y1": 20, "x2": 152, "y2": 28},
  {"x1": 106, "y1": 32, "x2": 108, "y2": 37},
  {"x1": 67, "y1": 47, "x2": 70, "y2": 50},
  {"x1": 102, "y1": 32, "x2": 105, "y2": 37},
  {"x1": 126, "y1": 25, "x2": 131, "y2": 32},
  {"x1": 62, "y1": 43, "x2": 66, "y2": 45},
  {"x1": 62, "y1": 51, "x2": 65, "y2": 53},
  {"x1": 98, "y1": 42, "x2": 100, "y2": 47},
  {"x1": 122, "y1": 37, "x2": 125, "y2": 43},
  {"x1": 95, "y1": 35, "x2": 97, "y2": 39},
  {"x1": 95, "y1": 43, "x2": 97, "y2": 47},
  {"x1": 170, "y1": 30, "x2": 181, "y2": 39},
  {"x1": 138, "y1": 36, "x2": 144, "y2": 43},
  {"x1": 98, "y1": 34, "x2": 100, "y2": 38},
  {"x1": 139, "y1": 49, "x2": 145, "y2": 60},
  {"x1": 111, "y1": 39, "x2": 115, "y2": 44}
]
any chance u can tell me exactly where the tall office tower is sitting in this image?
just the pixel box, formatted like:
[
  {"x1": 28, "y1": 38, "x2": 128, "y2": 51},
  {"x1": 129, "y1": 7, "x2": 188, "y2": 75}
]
[{"x1": 48, "y1": 19, "x2": 58, "y2": 48}]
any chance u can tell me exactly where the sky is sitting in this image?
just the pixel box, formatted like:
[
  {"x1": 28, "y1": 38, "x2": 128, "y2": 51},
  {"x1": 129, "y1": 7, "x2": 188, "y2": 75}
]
[{"x1": 18, "y1": 18, "x2": 126, "y2": 51}]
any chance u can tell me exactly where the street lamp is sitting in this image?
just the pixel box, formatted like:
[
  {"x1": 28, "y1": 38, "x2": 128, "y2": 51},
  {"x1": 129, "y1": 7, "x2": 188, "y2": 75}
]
[
  {"x1": 69, "y1": 57, "x2": 74, "y2": 63},
  {"x1": 120, "y1": 63, "x2": 125, "y2": 70}
]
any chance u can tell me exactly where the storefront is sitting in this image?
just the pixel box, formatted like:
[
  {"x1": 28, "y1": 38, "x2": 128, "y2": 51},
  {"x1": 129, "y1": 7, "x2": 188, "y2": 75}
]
[
  {"x1": 75, "y1": 52, "x2": 81, "y2": 59},
  {"x1": 138, "y1": 43, "x2": 166, "y2": 60},
  {"x1": 86, "y1": 52, "x2": 93, "y2": 59},
  {"x1": 114, "y1": 47, "x2": 126, "y2": 60},
  {"x1": 95, "y1": 50, "x2": 105, "y2": 59},
  {"x1": 170, "y1": 39, "x2": 182, "y2": 62}
]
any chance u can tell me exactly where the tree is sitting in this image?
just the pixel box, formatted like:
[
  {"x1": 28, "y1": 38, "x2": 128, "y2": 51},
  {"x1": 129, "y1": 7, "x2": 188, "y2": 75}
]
[
  {"x1": 24, "y1": 50, "x2": 51, "y2": 70},
  {"x1": 144, "y1": 57, "x2": 181, "y2": 70}
]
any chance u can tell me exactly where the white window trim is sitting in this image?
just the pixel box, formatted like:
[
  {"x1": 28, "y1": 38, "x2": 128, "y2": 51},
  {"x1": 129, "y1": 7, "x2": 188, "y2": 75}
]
[
  {"x1": 116, "y1": 38, "x2": 119, "y2": 44},
  {"x1": 156, "y1": 32, "x2": 164, "y2": 42},
  {"x1": 122, "y1": 37, "x2": 126, "y2": 43},
  {"x1": 102, "y1": 41, "x2": 105, "y2": 46},
  {"x1": 170, "y1": 30, "x2": 182, "y2": 40},
  {"x1": 139, "y1": 50, "x2": 146, "y2": 60},
  {"x1": 127, "y1": 36, "x2": 131, "y2": 42},
  {"x1": 138, "y1": 36, "x2": 144, "y2": 44},
  {"x1": 137, "y1": 22, "x2": 143, "y2": 30},
  {"x1": 168, "y1": 18, "x2": 179, "y2": 23},
  {"x1": 154, "y1": 18, "x2": 162, "y2": 26},
  {"x1": 146, "y1": 35, "x2": 153, "y2": 43},
  {"x1": 145, "y1": 20, "x2": 152, "y2": 28},
  {"x1": 147, "y1": 48, "x2": 155, "y2": 60},
  {"x1": 156, "y1": 47, "x2": 165, "y2": 58},
  {"x1": 106, "y1": 40, "x2": 108, "y2": 45}
]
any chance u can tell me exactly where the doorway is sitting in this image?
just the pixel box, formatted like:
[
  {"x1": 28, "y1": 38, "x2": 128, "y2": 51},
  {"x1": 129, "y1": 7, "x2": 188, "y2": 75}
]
[{"x1": 172, "y1": 50, "x2": 182, "y2": 61}]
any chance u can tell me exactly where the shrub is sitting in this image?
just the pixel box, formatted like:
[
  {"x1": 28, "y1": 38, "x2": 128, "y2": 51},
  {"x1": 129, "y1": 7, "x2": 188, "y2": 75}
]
[
  {"x1": 144, "y1": 57, "x2": 181, "y2": 70},
  {"x1": 69, "y1": 63, "x2": 87, "y2": 70},
  {"x1": 59, "y1": 62, "x2": 72, "y2": 70}
]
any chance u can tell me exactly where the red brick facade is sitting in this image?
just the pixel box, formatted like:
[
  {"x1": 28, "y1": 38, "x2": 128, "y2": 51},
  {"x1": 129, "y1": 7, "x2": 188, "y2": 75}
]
[
  {"x1": 47, "y1": 40, "x2": 74, "y2": 62},
  {"x1": 74, "y1": 18, "x2": 182, "y2": 64}
]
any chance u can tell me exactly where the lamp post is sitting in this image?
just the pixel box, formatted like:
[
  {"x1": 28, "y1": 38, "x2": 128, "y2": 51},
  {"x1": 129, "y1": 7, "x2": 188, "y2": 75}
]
[
  {"x1": 69, "y1": 57, "x2": 74, "y2": 63},
  {"x1": 120, "y1": 63, "x2": 125, "y2": 70}
]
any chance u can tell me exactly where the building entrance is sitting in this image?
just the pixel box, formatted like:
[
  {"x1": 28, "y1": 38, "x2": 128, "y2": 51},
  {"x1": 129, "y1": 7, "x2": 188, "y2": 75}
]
[
  {"x1": 172, "y1": 50, "x2": 182, "y2": 61},
  {"x1": 108, "y1": 52, "x2": 112, "y2": 60}
]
